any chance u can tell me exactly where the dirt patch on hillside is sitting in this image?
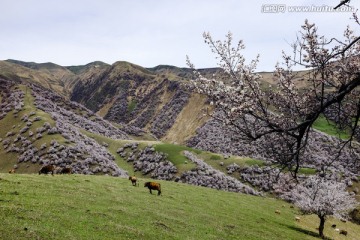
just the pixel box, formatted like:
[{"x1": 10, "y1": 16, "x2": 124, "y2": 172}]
[{"x1": 162, "y1": 93, "x2": 212, "y2": 144}]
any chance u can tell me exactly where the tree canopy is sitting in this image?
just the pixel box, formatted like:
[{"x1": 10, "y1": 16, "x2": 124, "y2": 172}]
[
  {"x1": 290, "y1": 175, "x2": 357, "y2": 238},
  {"x1": 187, "y1": 16, "x2": 360, "y2": 178}
]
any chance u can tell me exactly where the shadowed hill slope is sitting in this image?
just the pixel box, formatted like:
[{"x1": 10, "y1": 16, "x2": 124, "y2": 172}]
[{"x1": 69, "y1": 61, "x2": 205, "y2": 142}]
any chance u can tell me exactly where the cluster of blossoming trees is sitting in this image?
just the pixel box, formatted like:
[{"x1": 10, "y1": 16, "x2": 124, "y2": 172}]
[{"x1": 116, "y1": 143, "x2": 259, "y2": 195}]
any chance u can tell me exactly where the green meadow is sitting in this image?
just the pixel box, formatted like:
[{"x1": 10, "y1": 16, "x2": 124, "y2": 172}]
[{"x1": 1, "y1": 174, "x2": 359, "y2": 240}]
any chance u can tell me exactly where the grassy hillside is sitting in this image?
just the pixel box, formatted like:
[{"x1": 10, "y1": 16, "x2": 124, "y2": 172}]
[
  {"x1": 0, "y1": 85, "x2": 68, "y2": 173},
  {"x1": 1, "y1": 173, "x2": 358, "y2": 240},
  {"x1": 2, "y1": 60, "x2": 353, "y2": 146},
  {"x1": 312, "y1": 115, "x2": 350, "y2": 139},
  {"x1": 79, "y1": 130, "x2": 265, "y2": 179},
  {"x1": 0, "y1": 60, "x2": 73, "y2": 96},
  {"x1": 79, "y1": 130, "x2": 202, "y2": 176}
]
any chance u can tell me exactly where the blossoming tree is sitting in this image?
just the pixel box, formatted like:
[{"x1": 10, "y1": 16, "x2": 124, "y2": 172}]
[
  {"x1": 290, "y1": 176, "x2": 357, "y2": 238},
  {"x1": 187, "y1": 17, "x2": 360, "y2": 178}
]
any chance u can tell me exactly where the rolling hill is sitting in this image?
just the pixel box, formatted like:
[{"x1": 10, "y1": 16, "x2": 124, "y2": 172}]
[
  {"x1": 1, "y1": 59, "x2": 358, "y2": 177},
  {"x1": 0, "y1": 76, "x2": 259, "y2": 193},
  {"x1": 0, "y1": 60, "x2": 73, "y2": 96},
  {"x1": 0, "y1": 59, "x2": 359, "y2": 239}
]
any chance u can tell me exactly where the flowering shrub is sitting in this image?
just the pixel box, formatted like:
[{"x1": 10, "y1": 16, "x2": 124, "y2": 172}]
[
  {"x1": 0, "y1": 79, "x2": 24, "y2": 120},
  {"x1": 118, "y1": 144, "x2": 177, "y2": 180},
  {"x1": 181, "y1": 151, "x2": 259, "y2": 195}
]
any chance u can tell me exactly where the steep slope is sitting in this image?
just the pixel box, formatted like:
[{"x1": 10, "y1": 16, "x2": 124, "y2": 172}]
[
  {"x1": 70, "y1": 61, "x2": 197, "y2": 140},
  {"x1": 0, "y1": 78, "x2": 129, "y2": 176},
  {"x1": 64, "y1": 61, "x2": 110, "y2": 93},
  {"x1": 2, "y1": 59, "x2": 358, "y2": 178},
  {"x1": 0, "y1": 60, "x2": 217, "y2": 143}
]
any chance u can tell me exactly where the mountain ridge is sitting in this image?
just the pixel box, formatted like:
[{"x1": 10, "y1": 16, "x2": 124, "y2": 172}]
[{"x1": 1, "y1": 59, "x2": 359, "y2": 201}]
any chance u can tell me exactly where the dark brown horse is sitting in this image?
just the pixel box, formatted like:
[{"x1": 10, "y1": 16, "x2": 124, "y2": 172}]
[
  {"x1": 60, "y1": 167, "x2": 72, "y2": 174},
  {"x1": 39, "y1": 165, "x2": 55, "y2": 175},
  {"x1": 144, "y1": 182, "x2": 161, "y2": 195}
]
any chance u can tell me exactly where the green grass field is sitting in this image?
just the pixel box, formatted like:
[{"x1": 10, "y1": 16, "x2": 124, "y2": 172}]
[
  {"x1": 313, "y1": 115, "x2": 350, "y2": 140},
  {"x1": 1, "y1": 174, "x2": 358, "y2": 240}
]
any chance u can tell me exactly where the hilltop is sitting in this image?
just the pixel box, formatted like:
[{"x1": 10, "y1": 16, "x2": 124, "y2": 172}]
[{"x1": 0, "y1": 59, "x2": 216, "y2": 145}]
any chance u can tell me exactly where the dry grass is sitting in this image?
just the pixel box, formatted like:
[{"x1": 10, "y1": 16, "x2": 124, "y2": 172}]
[
  {"x1": 0, "y1": 61, "x2": 71, "y2": 96},
  {"x1": 96, "y1": 97, "x2": 117, "y2": 117},
  {"x1": 259, "y1": 70, "x2": 313, "y2": 89},
  {"x1": 162, "y1": 93, "x2": 213, "y2": 144}
]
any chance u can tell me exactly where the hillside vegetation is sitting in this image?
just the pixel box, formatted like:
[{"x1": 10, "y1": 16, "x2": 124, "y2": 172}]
[
  {"x1": 0, "y1": 85, "x2": 67, "y2": 173},
  {"x1": 2, "y1": 59, "x2": 355, "y2": 146},
  {"x1": 1, "y1": 60, "x2": 359, "y2": 239},
  {"x1": 1, "y1": 174, "x2": 359, "y2": 240}
]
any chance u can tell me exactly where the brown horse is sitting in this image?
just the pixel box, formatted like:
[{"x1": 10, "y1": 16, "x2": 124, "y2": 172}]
[
  {"x1": 129, "y1": 176, "x2": 138, "y2": 186},
  {"x1": 39, "y1": 165, "x2": 55, "y2": 175},
  {"x1": 144, "y1": 182, "x2": 161, "y2": 195},
  {"x1": 60, "y1": 167, "x2": 72, "y2": 174}
]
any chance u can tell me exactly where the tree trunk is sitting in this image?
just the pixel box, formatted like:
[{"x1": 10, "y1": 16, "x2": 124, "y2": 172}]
[{"x1": 318, "y1": 215, "x2": 326, "y2": 239}]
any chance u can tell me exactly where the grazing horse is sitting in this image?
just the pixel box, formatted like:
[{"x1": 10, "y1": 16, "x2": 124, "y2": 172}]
[
  {"x1": 39, "y1": 165, "x2": 55, "y2": 175},
  {"x1": 129, "y1": 176, "x2": 138, "y2": 186},
  {"x1": 8, "y1": 169, "x2": 16, "y2": 174},
  {"x1": 60, "y1": 167, "x2": 72, "y2": 174},
  {"x1": 144, "y1": 182, "x2": 161, "y2": 195}
]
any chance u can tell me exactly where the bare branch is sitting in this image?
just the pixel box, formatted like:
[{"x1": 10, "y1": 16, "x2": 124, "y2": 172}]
[{"x1": 334, "y1": 0, "x2": 351, "y2": 10}]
